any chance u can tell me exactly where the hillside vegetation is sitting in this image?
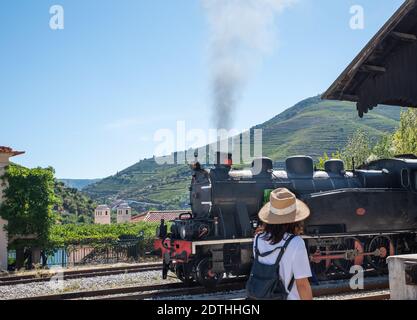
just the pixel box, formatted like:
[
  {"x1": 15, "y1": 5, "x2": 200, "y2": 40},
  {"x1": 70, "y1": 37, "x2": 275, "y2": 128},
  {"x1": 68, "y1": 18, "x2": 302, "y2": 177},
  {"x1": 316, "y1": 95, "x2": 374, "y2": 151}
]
[
  {"x1": 84, "y1": 96, "x2": 401, "y2": 211},
  {"x1": 54, "y1": 181, "x2": 97, "y2": 224}
]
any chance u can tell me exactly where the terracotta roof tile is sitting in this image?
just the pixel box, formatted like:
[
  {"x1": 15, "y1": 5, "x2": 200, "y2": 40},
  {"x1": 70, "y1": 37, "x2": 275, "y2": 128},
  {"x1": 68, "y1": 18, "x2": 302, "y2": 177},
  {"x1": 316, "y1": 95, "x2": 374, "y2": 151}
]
[{"x1": 0, "y1": 146, "x2": 25, "y2": 156}]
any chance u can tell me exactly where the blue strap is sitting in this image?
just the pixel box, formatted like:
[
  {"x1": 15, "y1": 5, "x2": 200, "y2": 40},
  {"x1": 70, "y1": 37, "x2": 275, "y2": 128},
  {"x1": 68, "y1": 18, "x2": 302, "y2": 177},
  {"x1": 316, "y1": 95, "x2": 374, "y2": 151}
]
[
  {"x1": 255, "y1": 233, "x2": 296, "y2": 260},
  {"x1": 274, "y1": 235, "x2": 296, "y2": 267},
  {"x1": 255, "y1": 233, "x2": 284, "y2": 259}
]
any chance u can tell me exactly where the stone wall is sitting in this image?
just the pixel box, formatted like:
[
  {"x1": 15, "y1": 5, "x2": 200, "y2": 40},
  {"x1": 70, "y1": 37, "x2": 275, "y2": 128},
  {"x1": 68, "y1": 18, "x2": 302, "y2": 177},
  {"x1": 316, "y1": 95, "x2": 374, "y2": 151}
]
[{"x1": 117, "y1": 208, "x2": 132, "y2": 224}]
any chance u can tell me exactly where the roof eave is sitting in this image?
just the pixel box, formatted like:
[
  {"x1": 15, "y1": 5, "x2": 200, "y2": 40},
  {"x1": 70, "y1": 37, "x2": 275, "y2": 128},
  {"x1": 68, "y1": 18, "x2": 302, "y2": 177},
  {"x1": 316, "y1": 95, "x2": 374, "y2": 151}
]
[{"x1": 322, "y1": 0, "x2": 417, "y2": 102}]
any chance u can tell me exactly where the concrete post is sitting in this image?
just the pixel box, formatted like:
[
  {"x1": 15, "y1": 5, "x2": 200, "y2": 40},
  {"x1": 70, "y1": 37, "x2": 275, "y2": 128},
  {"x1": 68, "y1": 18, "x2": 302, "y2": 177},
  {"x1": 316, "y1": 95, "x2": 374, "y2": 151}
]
[
  {"x1": 387, "y1": 254, "x2": 417, "y2": 300},
  {"x1": 0, "y1": 147, "x2": 25, "y2": 272}
]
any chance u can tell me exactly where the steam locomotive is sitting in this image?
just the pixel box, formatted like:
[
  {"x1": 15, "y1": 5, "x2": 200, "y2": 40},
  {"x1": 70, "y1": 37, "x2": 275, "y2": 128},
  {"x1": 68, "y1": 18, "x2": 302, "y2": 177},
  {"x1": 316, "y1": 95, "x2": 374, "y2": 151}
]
[{"x1": 153, "y1": 152, "x2": 417, "y2": 287}]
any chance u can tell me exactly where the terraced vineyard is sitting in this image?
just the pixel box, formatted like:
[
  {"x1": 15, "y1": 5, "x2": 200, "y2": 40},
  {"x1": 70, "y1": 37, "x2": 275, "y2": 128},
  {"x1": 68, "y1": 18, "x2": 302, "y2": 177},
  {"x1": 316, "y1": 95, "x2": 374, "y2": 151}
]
[{"x1": 84, "y1": 96, "x2": 400, "y2": 211}]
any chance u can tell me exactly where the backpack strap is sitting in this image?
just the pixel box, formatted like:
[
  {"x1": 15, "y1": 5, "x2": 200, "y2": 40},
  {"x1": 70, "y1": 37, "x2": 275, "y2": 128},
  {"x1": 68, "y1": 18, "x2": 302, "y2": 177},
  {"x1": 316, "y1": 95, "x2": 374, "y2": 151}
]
[
  {"x1": 254, "y1": 234, "x2": 260, "y2": 259},
  {"x1": 274, "y1": 234, "x2": 296, "y2": 266},
  {"x1": 254, "y1": 233, "x2": 284, "y2": 259},
  {"x1": 287, "y1": 276, "x2": 295, "y2": 293},
  {"x1": 274, "y1": 234, "x2": 296, "y2": 293}
]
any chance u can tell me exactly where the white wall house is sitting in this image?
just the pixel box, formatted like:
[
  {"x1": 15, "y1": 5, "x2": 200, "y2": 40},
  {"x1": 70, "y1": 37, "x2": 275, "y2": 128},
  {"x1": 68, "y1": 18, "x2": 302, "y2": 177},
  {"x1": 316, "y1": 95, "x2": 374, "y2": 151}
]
[
  {"x1": 0, "y1": 147, "x2": 24, "y2": 271},
  {"x1": 94, "y1": 205, "x2": 111, "y2": 225},
  {"x1": 116, "y1": 203, "x2": 132, "y2": 224}
]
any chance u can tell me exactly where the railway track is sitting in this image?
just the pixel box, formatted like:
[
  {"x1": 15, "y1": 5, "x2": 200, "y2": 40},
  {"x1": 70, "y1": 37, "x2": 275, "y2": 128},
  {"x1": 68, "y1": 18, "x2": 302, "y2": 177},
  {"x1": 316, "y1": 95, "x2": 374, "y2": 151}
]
[
  {"x1": 16, "y1": 276, "x2": 389, "y2": 301},
  {"x1": 0, "y1": 263, "x2": 161, "y2": 286},
  {"x1": 17, "y1": 277, "x2": 246, "y2": 300}
]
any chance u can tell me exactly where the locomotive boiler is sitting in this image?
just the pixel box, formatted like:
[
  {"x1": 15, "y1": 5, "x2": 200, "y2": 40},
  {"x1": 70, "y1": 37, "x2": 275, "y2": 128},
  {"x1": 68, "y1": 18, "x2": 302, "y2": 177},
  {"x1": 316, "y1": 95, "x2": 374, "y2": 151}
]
[{"x1": 153, "y1": 153, "x2": 417, "y2": 287}]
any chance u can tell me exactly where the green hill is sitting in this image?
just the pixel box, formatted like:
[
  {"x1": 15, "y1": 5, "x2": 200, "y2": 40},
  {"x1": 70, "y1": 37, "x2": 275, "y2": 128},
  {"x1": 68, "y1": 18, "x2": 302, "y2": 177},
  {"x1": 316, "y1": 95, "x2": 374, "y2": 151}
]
[
  {"x1": 84, "y1": 96, "x2": 400, "y2": 211},
  {"x1": 257, "y1": 96, "x2": 400, "y2": 161},
  {"x1": 58, "y1": 179, "x2": 101, "y2": 191}
]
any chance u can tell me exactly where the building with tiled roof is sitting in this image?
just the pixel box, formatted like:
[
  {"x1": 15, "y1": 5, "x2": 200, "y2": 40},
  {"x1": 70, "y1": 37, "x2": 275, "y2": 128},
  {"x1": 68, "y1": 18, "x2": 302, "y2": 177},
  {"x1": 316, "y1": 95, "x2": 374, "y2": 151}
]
[
  {"x1": 1, "y1": 147, "x2": 24, "y2": 271},
  {"x1": 131, "y1": 210, "x2": 190, "y2": 223}
]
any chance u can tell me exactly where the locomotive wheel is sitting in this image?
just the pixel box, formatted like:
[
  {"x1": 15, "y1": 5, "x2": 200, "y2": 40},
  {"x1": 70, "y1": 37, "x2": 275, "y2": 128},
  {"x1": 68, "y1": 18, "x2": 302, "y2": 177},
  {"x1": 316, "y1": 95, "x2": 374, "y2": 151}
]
[
  {"x1": 176, "y1": 265, "x2": 194, "y2": 286},
  {"x1": 334, "y1": 237, "x2": 364, "y2": 274},
  {"x1": 194, "y1": 257, "x2": 223, "y2": 289},
  {"x1": 366, "y1": 236, "x2": 395, "y2": 273},
  {"x1": 309, "y1": 246, "x2": 331, "y2": 281}
]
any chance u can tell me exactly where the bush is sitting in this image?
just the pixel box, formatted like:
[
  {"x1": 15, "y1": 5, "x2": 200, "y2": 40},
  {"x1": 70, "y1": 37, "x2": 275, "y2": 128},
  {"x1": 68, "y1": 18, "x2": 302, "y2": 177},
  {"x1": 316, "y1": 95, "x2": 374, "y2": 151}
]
[{"x1": 48, "y1": 222, "x2": 160, "y2": 250}]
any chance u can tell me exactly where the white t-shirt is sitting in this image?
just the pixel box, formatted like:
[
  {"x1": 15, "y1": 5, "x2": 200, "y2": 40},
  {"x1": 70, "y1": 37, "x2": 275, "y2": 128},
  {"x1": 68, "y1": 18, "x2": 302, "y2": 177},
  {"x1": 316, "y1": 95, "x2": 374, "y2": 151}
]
[{"x1": 253, "y1": 232, "x2": 312, "y2": 300}]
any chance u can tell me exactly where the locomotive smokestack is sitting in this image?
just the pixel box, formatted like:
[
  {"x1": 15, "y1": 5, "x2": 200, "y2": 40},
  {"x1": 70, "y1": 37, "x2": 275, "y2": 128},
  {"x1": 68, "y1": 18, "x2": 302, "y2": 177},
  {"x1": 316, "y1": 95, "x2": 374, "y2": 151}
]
[{"x1": 215, "y1": 151, "x2": 233, "y2": 168}]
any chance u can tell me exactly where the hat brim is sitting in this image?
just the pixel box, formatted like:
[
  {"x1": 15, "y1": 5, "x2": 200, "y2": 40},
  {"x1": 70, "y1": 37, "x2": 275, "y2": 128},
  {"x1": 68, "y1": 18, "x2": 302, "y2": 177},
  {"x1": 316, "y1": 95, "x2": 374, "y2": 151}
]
[{"x1": 258, "y1": 199, "x2": 310, "y2": 225}]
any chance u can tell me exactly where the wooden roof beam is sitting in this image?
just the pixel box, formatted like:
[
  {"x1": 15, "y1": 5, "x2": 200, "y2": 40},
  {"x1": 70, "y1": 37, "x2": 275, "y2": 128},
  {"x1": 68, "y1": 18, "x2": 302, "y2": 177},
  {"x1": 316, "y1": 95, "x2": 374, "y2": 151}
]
[
  {"x1": 359, "y1": 64, "x2": 387, "y2": 73},
  {"x1": 341, "y1": 94, "x2": 359, "y2": 102},
  {"x1": 391, "y1": 31, "x2": 417, "y2": 42}
]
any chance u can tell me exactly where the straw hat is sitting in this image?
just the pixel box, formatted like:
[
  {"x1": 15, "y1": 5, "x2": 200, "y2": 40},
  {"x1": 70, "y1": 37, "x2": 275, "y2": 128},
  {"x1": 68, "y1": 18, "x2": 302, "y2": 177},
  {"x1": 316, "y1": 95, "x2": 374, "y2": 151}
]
[{"x1": 258, "y1": 188, "x2": 310, "y2": 225}]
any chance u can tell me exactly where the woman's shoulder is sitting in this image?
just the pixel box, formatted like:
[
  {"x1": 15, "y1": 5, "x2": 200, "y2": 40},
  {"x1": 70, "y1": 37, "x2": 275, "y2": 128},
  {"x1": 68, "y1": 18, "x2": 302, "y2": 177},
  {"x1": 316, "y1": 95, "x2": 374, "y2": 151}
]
[
  {"x1": 283, "y1": 233, "x2": 305, "y2": 246},
  {"x1": 287, "y1": 234, "x2": 306, "y2": 249},
  {"x1": 256, "y1": 231, "x2": 268, "y2": 239}
]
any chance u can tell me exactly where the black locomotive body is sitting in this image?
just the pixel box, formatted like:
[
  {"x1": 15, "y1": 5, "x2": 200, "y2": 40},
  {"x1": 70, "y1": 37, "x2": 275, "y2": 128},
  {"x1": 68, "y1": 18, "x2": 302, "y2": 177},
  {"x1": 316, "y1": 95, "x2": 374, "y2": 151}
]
[{"x1": 154, "y1": 154, "x2": 417, "y2": 287}]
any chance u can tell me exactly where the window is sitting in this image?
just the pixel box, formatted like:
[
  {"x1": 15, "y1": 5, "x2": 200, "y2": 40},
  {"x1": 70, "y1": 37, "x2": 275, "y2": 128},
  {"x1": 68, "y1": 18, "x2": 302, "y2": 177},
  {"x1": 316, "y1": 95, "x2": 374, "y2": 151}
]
[{"x1": 126, "y1": 210, "x2": 129, "y2": 215}]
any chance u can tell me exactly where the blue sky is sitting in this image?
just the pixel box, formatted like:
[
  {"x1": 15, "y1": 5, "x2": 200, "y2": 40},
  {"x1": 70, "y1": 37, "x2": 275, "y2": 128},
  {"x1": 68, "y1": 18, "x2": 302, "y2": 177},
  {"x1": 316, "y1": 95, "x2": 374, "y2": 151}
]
[{"x1": 0, "y1": 0, "x2": 404, "y2": 179}]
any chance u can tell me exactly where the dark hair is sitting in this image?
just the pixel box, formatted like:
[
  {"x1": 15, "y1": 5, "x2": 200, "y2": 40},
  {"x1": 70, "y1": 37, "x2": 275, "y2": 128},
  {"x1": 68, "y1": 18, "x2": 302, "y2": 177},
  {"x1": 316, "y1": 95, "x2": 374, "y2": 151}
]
[{"x1": 256, "y1": 221, "x2": 304, "y2": 245}]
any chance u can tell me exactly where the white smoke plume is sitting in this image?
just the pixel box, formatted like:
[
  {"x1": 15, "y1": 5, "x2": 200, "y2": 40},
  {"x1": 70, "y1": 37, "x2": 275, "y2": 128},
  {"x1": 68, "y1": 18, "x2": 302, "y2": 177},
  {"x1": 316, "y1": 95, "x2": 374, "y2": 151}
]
[{"x1": 202, "y1": 0, "x2": 295, "y2": 130}]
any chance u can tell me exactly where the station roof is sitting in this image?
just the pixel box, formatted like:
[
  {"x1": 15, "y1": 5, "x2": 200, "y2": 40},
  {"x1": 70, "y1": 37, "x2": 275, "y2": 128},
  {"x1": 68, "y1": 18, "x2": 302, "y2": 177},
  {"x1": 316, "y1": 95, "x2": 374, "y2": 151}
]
[
  {"x1": 0, "y1": 146, "x2": 25, "y2": 157},
  {"x1": 322, "y1": 0, "x2": 417, "y2": 117}
]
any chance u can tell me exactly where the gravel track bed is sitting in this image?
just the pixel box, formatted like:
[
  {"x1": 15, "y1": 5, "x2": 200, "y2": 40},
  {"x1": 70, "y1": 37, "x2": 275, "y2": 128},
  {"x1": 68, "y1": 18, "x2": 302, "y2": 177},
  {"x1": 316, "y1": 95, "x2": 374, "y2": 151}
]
[
  {"x1": 156, "y1": 289, "x2": 391, "y2": 301},
  {"x1": 0, "y1": 271, "x2": 179, "y2": 300},
  {"x1": 152, "y1": 290, "x2": 247, "y2": 301},
  {"x1": 314, "y1": 289, "x2": 390, "y2": 300}
]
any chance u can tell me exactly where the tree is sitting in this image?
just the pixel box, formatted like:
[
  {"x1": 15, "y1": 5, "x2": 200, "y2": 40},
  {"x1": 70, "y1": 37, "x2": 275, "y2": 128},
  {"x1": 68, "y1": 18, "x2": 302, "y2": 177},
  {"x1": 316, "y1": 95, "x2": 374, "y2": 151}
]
[
  {"x1": 372, "y1": 134, "x2": 395, "y2": 159},
  {"x1": 340, "y1": 129, "x2": 373, "y2": 169},
  {"x1": 0, "y1": 165, "x2": 57, "y2": 249},
  {"x1": 392, "y1": 108, "x2": 417, "y2": 156},
  {"x1": 317, "y1": 109, "x2": 417, "y2": 170},
  {"x1": 317, "y1": 151, "x2": 343, "y2": 170}
]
